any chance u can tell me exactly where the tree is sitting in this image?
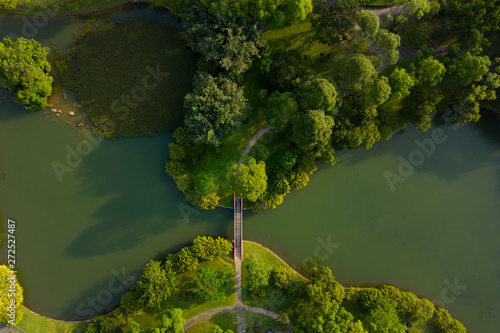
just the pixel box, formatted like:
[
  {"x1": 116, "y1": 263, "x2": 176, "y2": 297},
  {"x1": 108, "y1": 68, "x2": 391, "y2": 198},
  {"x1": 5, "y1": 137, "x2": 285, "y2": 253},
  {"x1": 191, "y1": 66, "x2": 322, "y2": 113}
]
[
  {"x1": 280, "y1": 152, "x2": 298, "y2": 170},
  {"x1": 411, "y1": 57, "x2": 446, "y2": 87},
  {"x1": 192, "y1": 236, "x2": 233, "y2": 261},
  {"x1": 265, "y1": 91, "x2": 299, "y2": 128},
  {"x1": 184, "y1": 73, "x2": 250, "y2": 146},
  {"x1": 158, "y1": 308, "x2": 186, "y2": 333},
  {"x1": 246, "y1": 257, "x2": 271, "y2": 297},
  {"x1": 306, "y1": 266, "x2": 345, "y2": 304},
  {"x1": 194, "y1": 268, "x2": 231, "y2": 300},
  {"x1": 182, "y1": 5, "x2": 265, "y2": 75},
  {"x1": 389, "y1": 67, "x2": 415, "y2": 99},
  {"x1": 292, "y1": 110, "x2": 334, "y2": 152},
  {"x1": 434, "y1": 308, "x2": 466, "y2": 333},
  {"x1": 272, "y1": 266, "x2": 295, "y2": 290},
  {"x1": 171, "y1": 247, "x2": 199, "y2": 272},
  {"x1": 127, "y1": 321, "x2": 142, "y2": 333},
  {"x1": 311, "y1": 0, "x2": 361, "y2": 45},
  {"x1": 447, "y1": 0, "x2": 500, "y2": 54},
  {"x1": 226, "y1": 156, "x2": 267, "y2": 202},
  {"x1": 0, "y1": 265, "x2": 23, "y2": 325},
  {"x1": 272, "y1": 177, "x2": 291, "y2": 195},
  {"x1": 356, "y1": 10, "x2": 379, "y2": 39},
  {"x1": 302, "y1": 301, "x2": 368, "y2": 333},
  {"x1": 0, "y1": 37, "x2": 53, "y2": 110},
  {"x1": 447, "y1": 51, "x2": 490, "y2": 86},
  {"x1": 445, "y1": 84, "x2": 495, "y2": 124},
  {"x1": 372, "y1": 29, "x2": 400, "y2": 66},
  {"x1": 136, "y1": 260, "x2": 178, "y2": 308},
  {"x1": 295, "y1": 74, "x2": 339, "y2": 114},
  {"x1": 267, "y1": 50, "x2": 313, "y2": 91},
  {"x1": 365, "y1": 76, "x2": 391, "y2": 107},
  {"x1": 194, "y1": 172, "x2": 219, "y2": 195},
  {"x1": 363, "y1": 298, "x2": 406, "y2": 333},
  {"x1": 212, "y1": 326, "x2": 234, "y2": 333},
  {"x1": 194, "y1": 0, "x2": 312, "y2": 28},
  {"x1": 359, "y1": 288, "x2": 383, "y2": 309},
  {"x1": 344, "y1": 54, "x2": 377, "y2": 87}
]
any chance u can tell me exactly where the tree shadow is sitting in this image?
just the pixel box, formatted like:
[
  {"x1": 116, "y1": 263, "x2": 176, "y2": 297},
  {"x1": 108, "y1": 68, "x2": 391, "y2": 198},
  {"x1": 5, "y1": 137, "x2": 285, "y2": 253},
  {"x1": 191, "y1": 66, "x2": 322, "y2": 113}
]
[
  {"x1": 336, "y1": 111, "x2": 500, "y2": 187},
  {"x1": 64, "y1": 135, "x2": 232, "y2": 258}
]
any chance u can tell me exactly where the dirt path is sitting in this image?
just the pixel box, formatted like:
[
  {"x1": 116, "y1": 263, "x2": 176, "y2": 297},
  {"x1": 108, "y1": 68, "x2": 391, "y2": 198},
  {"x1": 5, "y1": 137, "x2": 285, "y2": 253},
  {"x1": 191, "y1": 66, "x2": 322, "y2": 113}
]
[{"x1": 240, "y1": 125, "x2": 273, "y2": 162}]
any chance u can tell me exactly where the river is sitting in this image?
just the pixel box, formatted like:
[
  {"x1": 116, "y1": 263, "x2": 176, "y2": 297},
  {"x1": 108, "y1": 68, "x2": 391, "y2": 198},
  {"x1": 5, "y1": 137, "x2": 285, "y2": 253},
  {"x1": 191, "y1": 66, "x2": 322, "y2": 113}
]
[{"x1": 0, "y1": 3, "x2": 499, "y2": 332}]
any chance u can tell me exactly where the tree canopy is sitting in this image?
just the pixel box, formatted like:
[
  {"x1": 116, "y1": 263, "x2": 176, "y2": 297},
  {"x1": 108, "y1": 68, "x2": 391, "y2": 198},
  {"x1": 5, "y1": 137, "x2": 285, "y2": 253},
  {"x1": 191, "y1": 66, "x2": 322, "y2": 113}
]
[
  {"x1": 226, "y1": 156, "x2": 267, "y2": 202},
  {"x1": 0, "y1": 37, "x2": 53, "y2": 110},
  {"x1": 182, "y1": 5, "x2": 265, "y2": 75},
  {"x1": 184, "y1": 72, "x2": 250, "y2": 146},
  {"x1": 136, "y1": 260, "x2": 178, "y2": 308},
  {"x1": 0, "y1": 265, "x2": 23, "y2": 325}
]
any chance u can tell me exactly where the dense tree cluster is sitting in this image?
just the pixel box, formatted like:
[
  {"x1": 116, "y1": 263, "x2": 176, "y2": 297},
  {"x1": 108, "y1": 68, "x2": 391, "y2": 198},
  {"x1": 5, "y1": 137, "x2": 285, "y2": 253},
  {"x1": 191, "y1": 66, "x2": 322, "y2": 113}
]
[{"x1": 0, "y1": 37, "x2": 53, "y2": 110}]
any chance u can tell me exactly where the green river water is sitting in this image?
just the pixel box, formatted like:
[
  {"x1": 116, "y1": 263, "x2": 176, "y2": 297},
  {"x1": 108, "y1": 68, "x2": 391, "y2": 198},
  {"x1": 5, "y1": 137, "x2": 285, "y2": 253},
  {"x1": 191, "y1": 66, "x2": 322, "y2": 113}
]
[{"x1": 0, "y1": 4, "x2": 499, "y2": 332}]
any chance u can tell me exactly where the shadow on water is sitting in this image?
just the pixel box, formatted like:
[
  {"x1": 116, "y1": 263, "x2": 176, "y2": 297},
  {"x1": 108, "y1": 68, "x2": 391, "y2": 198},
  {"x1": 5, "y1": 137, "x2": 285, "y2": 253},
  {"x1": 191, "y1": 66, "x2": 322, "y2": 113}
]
[
  {"x1": 337, "y1": 111, "x2": 500, "y2": 186},
  {"x1": 64, "y1": 135, "x2": 232, "y2": 258},
  {"x1": 0, "y1": 90, "x2": 33, "y2": 121}
]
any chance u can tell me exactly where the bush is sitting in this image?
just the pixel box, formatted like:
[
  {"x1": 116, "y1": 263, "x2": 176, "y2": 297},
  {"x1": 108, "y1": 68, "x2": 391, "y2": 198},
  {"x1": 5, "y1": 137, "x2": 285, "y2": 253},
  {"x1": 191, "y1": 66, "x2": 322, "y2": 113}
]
[
  {"x1": 267, "y1": 50, "x2": 313, "y2": 92},
  {"x1": 272, "y1": 266, "x2": 295, "y2": 290},
  {"x1": 359, "y1": 288, "x2": 383, "y2": 309},
  {"x1": 194, "y1": 172, "x2": 219, "y2": 195},
  {"x1": 165, "y1": 160, "x2": 186, "y2": 177},
  {"x1": 434, "y1": 308, "x2": 466, "y2": 333},
  {"x1": 192, "y1": 236, "x2": 232, "y2": 261},
  {"x1": 250, "y1": 143, "x2": 270, "y2": 162},
  {"x1": 280, "y1": 152, "x2": 298, "y2": 169},
  {"x1": 171, "y1": 247, "x2": 199, "y2": 272}
]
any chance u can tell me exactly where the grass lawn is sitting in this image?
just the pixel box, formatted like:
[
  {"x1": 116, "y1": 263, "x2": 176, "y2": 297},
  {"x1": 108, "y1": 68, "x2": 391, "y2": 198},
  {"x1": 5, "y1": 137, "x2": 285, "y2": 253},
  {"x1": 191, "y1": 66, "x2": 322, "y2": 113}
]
[
  {"x1": 185, "y1": 312, "x2": 237, "y2": 333},
  {"x1": 57, "y1": 19, "x2": 196, "y2": 139},
  {"x1": 184, "y1": 64, "x2": 269, "y2": 207},
  {"x1": 241, "y1": 242, "x2": 306, "y2": 315},
  {"x1": 244, "y1": 312, "x2": 288, "y2": 332},
  {"x1": 17, "y1": 308, "x2": 87, "y2": 333},
  {"x1": 131, "y1": 255, "x2": 236, "y2": 330}
]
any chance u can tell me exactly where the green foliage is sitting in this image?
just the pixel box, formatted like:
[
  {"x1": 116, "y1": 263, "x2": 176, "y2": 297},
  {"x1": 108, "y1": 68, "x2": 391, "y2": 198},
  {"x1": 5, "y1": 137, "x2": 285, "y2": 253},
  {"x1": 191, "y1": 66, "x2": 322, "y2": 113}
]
[
  {"x1": 92, "y1": 315, "x2": 121, "y2": 333},
  {"x1": 226, "y1": 156, "x2": 267, "y2": 202},
  {"x1": 250, "y1": 143, "x2": 270, "y2": 162},
  {"x1": 295, "y1": 74, "x2": 339, "y2": 113},
  {"x1": 272, "y1": 266, "x2": 295, "y2": 290},
  {"x1": 359, "y1": 288, "x2": 383, "y2": 309},
  {"x1": 389, "y1": 67, "x2": 416, "y2": 99},
  {"x1": 434, "y1": 308, "x2": 466, "y2": 333},
  {"x1": 158, "y1": 308, "x2": 186, "y2": 333},
  {"x1": 356, "y1": 10, "x2": 379, "y2": 39},
  {"x1": 246, "y1": 257, "x2": 271, "y2": 297},
  {"x1": 127, "y1": 321, "x2": 142, "y2": 333},
  {"x1": 445, "y1": 84, "x2": 495, "y2": 124},
  {"x1": 120, "y1": 290, "x2": 143, "y2": 317},
  {"x1": 171, "y1": 247, "x2": 199, "y2": 272},
  {"x1": 187, "y1": 191, "x2": 221, "y2": 209},
  {"x1": 363, "y1": 298, "x2": 406, "y2": 333},
  {"x1": 0, "y1": 265, "x2": 23, "y2": 325},
  {"x1": 194, "y1": 267, "x2": 231, "y2": 300},
  {"x1": 406, "y1": 86, "x2": 444, "y2": 131},
  {"x1": 192, "y1": 236, "x2": 233, "y2": 261},
  {"x1": 272, "y1": 177, "x2": 291, "y2": 195},
  {"x1": 292, "y1": 109, "x2": 334, "y2": 152},
  {"x1": 0, "y1": 37, "x2": 52, "y2": 111},
  {"x1": 193, "y1": 0, "x2": 312, "y2": 28},
  {"x1": 411, "y1": 57, "x2": 446, "y2": 87},
  {"x1": 306, "y1": 266, "x2": 345, "y2": 304},
  {"x1": 447, "y1": 52, "x2": 491, "y2": 86},
  {"x1": 311, "y1": 0, "x2": 361, "y2": 46},
  {"x1": 447, "y1": 0, "x2": 500, "y2": 54},
  {"x1": 265, "y1": 91, "x2": 299, "y2": 128},
  {"x1": 182, "y1": 5, "x2": 265, "y2": 75},
  {"x1": 373, "y1": 29, "x2": 401, "y2": 66},
  {"x1": 184, "y1": 72, "x2": 250, "y2": 146},
  {"x1": 365, "y1": 76, "x2": 391, "y2": 107},
  {"x1": 344, "y1": 54, "x2": 377, "y2": 86},
  {"x1": 280, "y1": 152, "x2": 298, "y2": 170},
  {"x1": 136, "y1": 260, "x2": 179, "y2": 308},
  {"x1": 267, "y1": 50, "x2": 313, "y2": 92},
  {"x1": 194, "y1": 172, "x2": 219, "y2": 195}
]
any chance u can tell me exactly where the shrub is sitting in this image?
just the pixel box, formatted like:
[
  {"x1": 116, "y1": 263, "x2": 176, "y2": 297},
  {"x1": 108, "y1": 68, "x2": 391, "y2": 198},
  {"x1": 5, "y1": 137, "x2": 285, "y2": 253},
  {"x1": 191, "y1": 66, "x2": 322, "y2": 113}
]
[
  {"x1": 434, "y1": 308, "x2": 466, "y2": 333},
  {"x1": 272, "y1": 266, "x2": 295, "y2": 290}
]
